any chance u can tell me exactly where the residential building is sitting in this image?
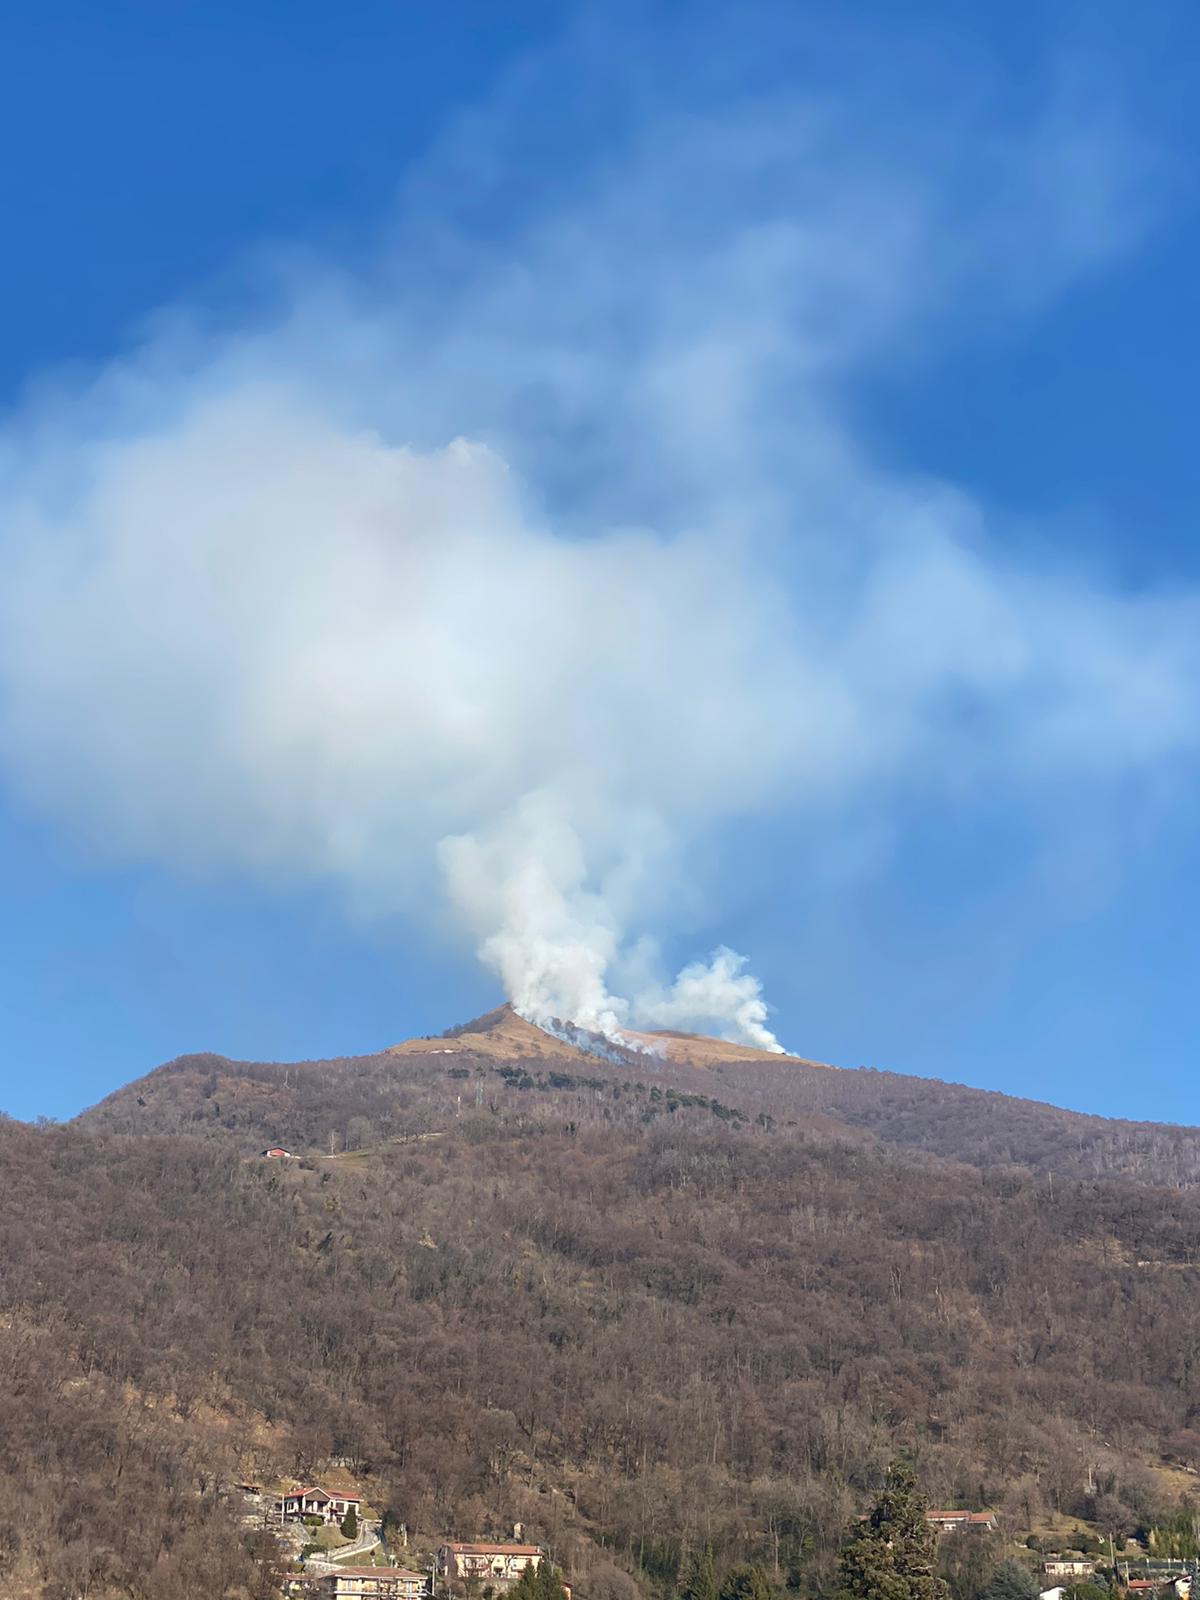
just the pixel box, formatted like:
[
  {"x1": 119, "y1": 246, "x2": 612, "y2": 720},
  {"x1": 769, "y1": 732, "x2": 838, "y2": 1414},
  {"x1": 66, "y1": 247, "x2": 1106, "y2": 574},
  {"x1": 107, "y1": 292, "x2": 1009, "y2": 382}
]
[
  {"x1": 325, "y1": 1568, "x2": 427, "y2": 1599},
  {"x1": 925, "y1": 1511, "x2": 999, "y2": 1535},
  {"x1": 280, "y1": 1486, "x2": 362, "y2": 1524},
  {"x1": 1042, "y1": 1561, "x2": 1095, "y2": 1580},
  {"x1": 438, "y1": 1543, "x2": 543, "y2": 1587}
]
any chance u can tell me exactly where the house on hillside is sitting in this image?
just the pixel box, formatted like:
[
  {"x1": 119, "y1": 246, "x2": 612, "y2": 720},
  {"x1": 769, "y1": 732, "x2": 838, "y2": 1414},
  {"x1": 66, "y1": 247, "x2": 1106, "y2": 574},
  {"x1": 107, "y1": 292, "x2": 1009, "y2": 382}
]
[
  {"x1": 1042, "y1": 1560, "x2": 1095, "y2": 1581},
  {"x1": 279, "y1": 1486, "x2": 362, "y2": 1524},
  {"x1": 324, "y1": 1567, "x2": 427, "y2": 1599},
  {"x1": 263, "y1": 1147, "x2": 295, "y2": 1159},
  {"x1": 926, "y1": 1511, "x2": 998, "y2": 1536},
  {"x1": 438, "y1": 1542, "x2": 543, "y2": 1587}
]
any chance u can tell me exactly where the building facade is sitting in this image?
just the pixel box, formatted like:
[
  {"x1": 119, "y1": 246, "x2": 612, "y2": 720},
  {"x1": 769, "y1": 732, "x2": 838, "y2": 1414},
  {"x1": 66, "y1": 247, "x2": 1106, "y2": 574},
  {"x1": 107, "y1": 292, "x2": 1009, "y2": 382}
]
[
  {"x1": 438, "y1": 1543, "x2": 543, "y2": 1588},
  {"x1": 325, "y1": 1567, "x2": 427, "y2": 1599},
  {"x1": 926, "y1": 1511, "x2": 998, "y2": 1536},
  {"x1": 280, "y1": 1486, "x2": 362, "y2": 1525},
  {"x1": 1042, "y1": 1561, "x2": 1095, "y2": 1581}
]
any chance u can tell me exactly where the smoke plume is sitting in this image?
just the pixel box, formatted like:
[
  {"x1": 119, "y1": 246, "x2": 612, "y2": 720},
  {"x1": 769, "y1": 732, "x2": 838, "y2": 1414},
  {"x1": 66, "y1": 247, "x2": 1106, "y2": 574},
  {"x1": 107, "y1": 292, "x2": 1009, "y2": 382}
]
[{"x1": 0, "y1": 17, "x2": 1196, "y2": 1051}]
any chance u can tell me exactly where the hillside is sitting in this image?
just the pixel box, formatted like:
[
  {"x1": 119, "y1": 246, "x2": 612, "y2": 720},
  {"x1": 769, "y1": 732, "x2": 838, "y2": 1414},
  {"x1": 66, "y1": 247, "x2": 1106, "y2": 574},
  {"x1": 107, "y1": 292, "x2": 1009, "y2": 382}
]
[
  {"x1": 712, "y1": 1056, "x2": 1200, "y2": 1185},
  {"x1": 72, "y1": 1003, "x2": 840, "y2": 1155},
  {"x1": 8, "y1": 1076, "x2": 1200, "y2": 1600},
  {"x1": 26, "y1": 1005, "x2": 1200, "y2": 1600},
  {"x1": 76, "y1": 1003, "x2": 1200, "y2": 1185}
]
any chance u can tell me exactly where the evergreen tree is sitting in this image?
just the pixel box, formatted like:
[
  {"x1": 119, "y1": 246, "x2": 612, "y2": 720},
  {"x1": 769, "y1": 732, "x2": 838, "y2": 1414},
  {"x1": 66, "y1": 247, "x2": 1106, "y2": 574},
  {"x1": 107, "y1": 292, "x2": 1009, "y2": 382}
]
[
  {"x1": 510, "y1": 1568, "x2": 541, "y2": 1600},
  {"x1": 537, "y1": 1563, "x2": 567, "y2": 1600},
  {"x1": 341, "y1": 1506, "x2": 359, "y2": 1540},
  {"x1": 835, "y1": 1459, "x2": 950, "y2": 1600},
  {"x1": 683, "y1": 1544, "x2": 718, "y2": 1600},
  {"x1": 978, "y1": 1561, "x2": 1039, "y2": 1600},
  {"x1": 718, "y1": 1565, "x2": 772, "y2": 1600}
]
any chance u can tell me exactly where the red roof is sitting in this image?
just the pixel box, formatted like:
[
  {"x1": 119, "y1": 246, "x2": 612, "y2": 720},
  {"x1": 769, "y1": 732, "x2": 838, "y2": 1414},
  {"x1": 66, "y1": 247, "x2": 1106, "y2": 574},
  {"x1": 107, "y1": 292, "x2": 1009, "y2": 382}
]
[
  {"x1": 444, "y1": 1543, "x2": 542, "y2": 1556},
  {"x1": 289, "y1": 1485, "x2": 361, "y2": 1503}
]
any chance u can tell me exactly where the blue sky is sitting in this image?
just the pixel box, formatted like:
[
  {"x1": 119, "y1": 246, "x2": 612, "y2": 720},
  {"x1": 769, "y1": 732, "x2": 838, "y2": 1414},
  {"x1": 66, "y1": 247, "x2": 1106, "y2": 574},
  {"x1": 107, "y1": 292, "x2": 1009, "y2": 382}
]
[{"x1": 1, "y1": 0, "x2": 1199, "y2": 1123}]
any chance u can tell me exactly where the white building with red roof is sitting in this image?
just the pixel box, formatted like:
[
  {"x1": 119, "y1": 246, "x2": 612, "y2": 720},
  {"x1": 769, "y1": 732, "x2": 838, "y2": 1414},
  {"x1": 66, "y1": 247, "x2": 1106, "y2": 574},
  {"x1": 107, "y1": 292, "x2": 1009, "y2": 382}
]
[
  {"x1": 438, "y1": 1542, "x2": 543, "y2": 1587},
  {"x1": 279, "y1": 1485, "x2": 362, "y2": 1524},
  {"x1": 926, "y1": 1510, "x2": 998, "y2": 1535}
]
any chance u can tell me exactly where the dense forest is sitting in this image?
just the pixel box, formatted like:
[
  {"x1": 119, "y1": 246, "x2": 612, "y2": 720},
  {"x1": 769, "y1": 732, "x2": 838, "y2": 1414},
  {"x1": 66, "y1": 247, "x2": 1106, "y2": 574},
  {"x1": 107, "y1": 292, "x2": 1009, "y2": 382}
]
[{"x1": 6, "y1": 1024, "x2": 1200, "y2": 1600}]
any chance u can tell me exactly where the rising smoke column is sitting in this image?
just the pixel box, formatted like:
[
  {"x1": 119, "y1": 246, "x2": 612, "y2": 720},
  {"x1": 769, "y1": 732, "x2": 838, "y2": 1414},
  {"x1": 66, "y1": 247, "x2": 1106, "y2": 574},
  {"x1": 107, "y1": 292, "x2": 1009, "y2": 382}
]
[
  {"x1": 438, "y1": 792, "x2": 785, "y2": 1049},
  {"x1": 0, "y1": 19, "x2": 1195, "y2": 1052},
  {"x1": 0, "y1": 395, "x2": 798, "y2": 1049}
]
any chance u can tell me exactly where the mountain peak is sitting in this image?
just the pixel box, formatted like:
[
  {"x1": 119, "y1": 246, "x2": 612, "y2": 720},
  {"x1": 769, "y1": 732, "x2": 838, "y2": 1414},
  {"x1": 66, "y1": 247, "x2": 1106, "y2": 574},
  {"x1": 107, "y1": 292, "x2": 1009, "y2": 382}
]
[
  {"x1": 388, "y1": 1002, "x2": 630, "y2": 1066},
  {"x1": 388, "y1": 1000, "x2": 830, "y2": 1071}
]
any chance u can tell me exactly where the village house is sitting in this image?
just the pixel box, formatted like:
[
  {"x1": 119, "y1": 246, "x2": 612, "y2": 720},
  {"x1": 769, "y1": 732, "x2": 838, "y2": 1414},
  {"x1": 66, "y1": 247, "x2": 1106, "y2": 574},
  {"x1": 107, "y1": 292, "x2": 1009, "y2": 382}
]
[
  {"x1": 263, "y1": 1147, "x2": 294, "y2": 1159},
  {"x1": 324, "y1": 1568, "x2": 427, "y2": 1600},
  {"x1": 438, "y1": 1542, "x2": 543, "y2": 1587},
  {"x1": 925, "y1": 1511, "x2": 999, "y2": 1536},
  {"x1": 279, "y1": 1486, "x2": 362, "y2": 1525},
  {"x1": 1042, "y1": 1560, "x2": 1095, "y2": 1581}
]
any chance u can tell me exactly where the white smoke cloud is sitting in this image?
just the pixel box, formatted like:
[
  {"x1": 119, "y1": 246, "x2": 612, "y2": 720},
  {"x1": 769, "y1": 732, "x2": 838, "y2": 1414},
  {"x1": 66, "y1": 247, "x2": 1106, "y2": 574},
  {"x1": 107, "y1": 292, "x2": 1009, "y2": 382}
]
[
  {"x1": 636, "y1": 950, "x2": 783, "y2": 1054},
  {"x1": 437, "y1": 794, "x2": 784, "y2": 1048},
  {"x1": 0, "y1": 17, "x2": 1195, "y2": 1052}
]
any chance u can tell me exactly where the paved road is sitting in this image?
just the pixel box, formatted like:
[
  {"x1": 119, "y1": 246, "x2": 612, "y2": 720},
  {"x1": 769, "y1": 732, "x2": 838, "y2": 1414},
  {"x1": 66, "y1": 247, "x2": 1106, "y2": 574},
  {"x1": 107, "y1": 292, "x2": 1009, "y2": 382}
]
[{"x1": 304, "y1": 1525, "x2": 382, "y2": 1570}]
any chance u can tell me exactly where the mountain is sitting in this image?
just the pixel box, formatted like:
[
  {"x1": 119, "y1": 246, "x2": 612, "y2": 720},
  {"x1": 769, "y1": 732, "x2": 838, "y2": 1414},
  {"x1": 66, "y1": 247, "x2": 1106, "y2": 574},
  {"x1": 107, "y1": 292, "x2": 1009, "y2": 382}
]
[
  {"x1": 77, "y1": 1001, "x2": 1200, "y2": 1185},
  {"x1": 390, "y1": 1002, "x2": 831, "y2": 1069},
  {"x1": 9, "y1": 1021, "x2": 1200, "y2": 1600},
  {"x1": 73, "y1": 1001, "x2": 840, "y2": 1153},
  {"x1": 14, "y1": 1004, "x2": 1200, "y2": 1599}
]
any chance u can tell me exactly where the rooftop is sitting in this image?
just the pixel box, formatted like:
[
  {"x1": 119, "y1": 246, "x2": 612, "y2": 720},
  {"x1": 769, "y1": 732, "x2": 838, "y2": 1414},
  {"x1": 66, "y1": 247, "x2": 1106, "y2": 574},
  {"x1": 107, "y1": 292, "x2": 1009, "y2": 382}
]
[{"x1": 444, "y1": 1543, "x2": 543, "y2": 1556}]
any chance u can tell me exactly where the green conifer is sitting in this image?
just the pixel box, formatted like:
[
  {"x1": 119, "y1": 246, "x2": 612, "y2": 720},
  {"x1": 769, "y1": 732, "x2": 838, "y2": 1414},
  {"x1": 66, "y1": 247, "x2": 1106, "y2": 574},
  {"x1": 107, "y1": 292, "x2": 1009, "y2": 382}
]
[
  {"x1": 536, "y1": 1561, "x2": 567, "y2": 1600},
  {"x1": 718, "y1": 1564, "x2": 772, "y2": 1600},
  {"x1": 683, "y1": 1543, "x2": 718, "y2": 1600},
  {"x1": 834, "y1": 1459, "x2": 950, "y2": 1600},
  {"x1": 510, "y1": 1567, "x2": 542, "y2": 1600},
  {"x1": 978, "y1": 1560, "x2": 1039, "y2": 1600}
]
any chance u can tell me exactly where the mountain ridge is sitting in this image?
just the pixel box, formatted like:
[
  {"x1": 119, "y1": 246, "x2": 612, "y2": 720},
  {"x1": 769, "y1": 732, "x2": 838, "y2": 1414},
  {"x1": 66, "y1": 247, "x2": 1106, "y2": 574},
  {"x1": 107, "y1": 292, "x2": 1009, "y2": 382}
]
[
  {"x1": 389, "y1": 1001, "x2": 834, "y2": 1071},
  {"x1": 13, "y1": 1004, "x2": 1200, "y2": 1600},
  {"x1": 70, "y1": 1000, "x2": 1200, "y2": 1186},
  {"x1": 14, "y1": 1060, "x2": 1200, "y2": 1600}
]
